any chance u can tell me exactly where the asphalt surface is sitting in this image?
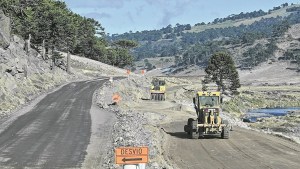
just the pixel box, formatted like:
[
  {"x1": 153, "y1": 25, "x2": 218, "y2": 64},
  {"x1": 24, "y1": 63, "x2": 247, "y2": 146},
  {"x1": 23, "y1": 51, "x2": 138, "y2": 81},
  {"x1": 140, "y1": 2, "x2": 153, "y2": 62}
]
[
  {"x1": 0, "y1": 79, "x2": 108, "y2": 169},
  {"x1": 163, "y1": 121, "x2": 300, "y2": 169}
]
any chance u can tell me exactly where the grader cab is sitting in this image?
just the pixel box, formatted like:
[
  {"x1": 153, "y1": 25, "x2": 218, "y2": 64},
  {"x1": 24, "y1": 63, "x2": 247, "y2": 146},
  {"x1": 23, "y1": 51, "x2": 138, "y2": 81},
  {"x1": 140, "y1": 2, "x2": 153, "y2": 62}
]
[{"x1": 184, "y1": 91, "x2": 230, "y2": 139}]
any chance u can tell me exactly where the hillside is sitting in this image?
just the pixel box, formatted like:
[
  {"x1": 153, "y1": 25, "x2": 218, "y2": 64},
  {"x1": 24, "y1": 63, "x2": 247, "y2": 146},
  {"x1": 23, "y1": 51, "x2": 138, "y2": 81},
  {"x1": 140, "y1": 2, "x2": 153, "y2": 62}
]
[
  {"x1": 189, "y1": 4, "x2": 293, "y2": 33},
  {"x1": 0, "y1": 0, "x2": 135, "y2": 70},
  {"x1": 0, "y1": 10, "x2": 128, "y2": 117},
  {"x1": 142, "y1": 23, "x2": 300, "y2": 85},
  {"x1": 109, "y1": 3, "x2": 300, "y2": 74}
]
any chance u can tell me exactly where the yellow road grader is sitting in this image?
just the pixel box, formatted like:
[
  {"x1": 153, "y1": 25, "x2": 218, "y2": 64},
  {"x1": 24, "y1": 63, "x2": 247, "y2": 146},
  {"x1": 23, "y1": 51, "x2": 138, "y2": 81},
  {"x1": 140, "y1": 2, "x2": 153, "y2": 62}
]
[
  {"x1": 150, "y1": 78, "x2": 166, "y2": 101},
  {"x1": 184, "y1": 91, "x2": 230, "y2": 139}
]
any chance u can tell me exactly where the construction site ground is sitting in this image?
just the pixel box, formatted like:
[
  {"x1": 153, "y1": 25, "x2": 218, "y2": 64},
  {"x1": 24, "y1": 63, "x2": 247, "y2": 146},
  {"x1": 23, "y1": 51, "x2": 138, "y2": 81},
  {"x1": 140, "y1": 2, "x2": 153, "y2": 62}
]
[{"x1": 108, "y1": 75, "x2": 300, "y2": 169}]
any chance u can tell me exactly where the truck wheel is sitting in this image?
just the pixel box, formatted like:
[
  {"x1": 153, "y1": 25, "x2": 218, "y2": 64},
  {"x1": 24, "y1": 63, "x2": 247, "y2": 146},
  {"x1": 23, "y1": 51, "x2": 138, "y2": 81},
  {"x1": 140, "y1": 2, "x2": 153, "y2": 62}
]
[
  {"x1": 198, "y1": 127, "x2": 205, "y2": 139},
  {"x1": 189, "y1": 120, "x2": 199, "y2": 139},
  {"x1": 189, "y1": 131, "x2": 199, "y2": 139},
  {"x1": 185, "y1": 118, "x2": 194, "y2": 134},
  {"x1": 187, "y1": 118, "x2": 194, "y2": 123},
  {"x1": 154, "y1": 94, "x2": 158, "y2": 100},
  {"x1": 184, "y1": 125, "x2": 190, "y2": 133},
  {"x1": 159, "y1": 94, "x2": 163, "y2": 101},
  {"x1": 221, "y1": 126, "x2": 229, "y2": 139}
]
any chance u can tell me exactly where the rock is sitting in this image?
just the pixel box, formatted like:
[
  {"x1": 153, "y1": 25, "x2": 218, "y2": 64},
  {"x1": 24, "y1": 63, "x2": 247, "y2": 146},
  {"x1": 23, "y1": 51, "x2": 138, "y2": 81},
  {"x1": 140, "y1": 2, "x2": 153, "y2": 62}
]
[
  {"x1": 16, "y1": 67, "x2": 24, "y2": 73},
  {"x1": 150, "y1": 162, "x2": 160, "y2": 169},
  {"x1": 0, "y1": 63, "x2": 9, "y2": 73},
  {"x1": 0, "y1": 10, "x2": 11, "y2": 49},
  {"x1": 15, "y1": 73, "x2": 25, "y2": 80},
  {"x1": 288, "y1": 110, "x2": 300, "y2": 117},
  {"x1": 12, "y1": 35, "x2": 25, "y2": 45},
  {"x1": 7, "y1": 67, "x2": 17, "y2": 76},
  {"x1": 0, "y1": 50, "x2": 9, "y2": 61}
]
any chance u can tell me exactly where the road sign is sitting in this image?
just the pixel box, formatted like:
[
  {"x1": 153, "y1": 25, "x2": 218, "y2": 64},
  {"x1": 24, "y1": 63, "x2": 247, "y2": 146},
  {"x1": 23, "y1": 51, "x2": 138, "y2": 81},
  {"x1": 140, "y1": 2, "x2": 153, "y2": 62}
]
[{"x1": 115, "y1": 147, "x2": 148, "y2": 165}]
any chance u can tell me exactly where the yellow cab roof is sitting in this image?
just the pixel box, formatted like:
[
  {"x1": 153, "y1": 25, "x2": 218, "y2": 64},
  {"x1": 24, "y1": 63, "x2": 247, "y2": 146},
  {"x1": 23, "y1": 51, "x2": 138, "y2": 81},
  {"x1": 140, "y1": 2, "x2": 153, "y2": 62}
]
[{"x1": 197, "y1": 91, "x2": 221, "y2": 96}]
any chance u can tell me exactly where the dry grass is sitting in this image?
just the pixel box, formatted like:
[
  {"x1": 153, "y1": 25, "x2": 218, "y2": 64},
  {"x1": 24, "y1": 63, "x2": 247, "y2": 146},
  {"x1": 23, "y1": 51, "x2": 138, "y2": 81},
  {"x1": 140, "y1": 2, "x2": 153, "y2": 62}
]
[
  {"x1": 188, "y1": 5, "x2": 297, "y2": 33},
  {"x1": 134, "y1": 57, "x2": 174, "y2": 69}
]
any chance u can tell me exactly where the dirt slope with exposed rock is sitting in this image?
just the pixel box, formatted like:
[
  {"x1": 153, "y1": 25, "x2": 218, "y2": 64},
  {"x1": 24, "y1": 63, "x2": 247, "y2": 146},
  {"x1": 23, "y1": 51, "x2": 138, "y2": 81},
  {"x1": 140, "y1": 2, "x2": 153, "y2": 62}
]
[{"x1": 0, "y1": 10, "x2": 127, "y2": 118}]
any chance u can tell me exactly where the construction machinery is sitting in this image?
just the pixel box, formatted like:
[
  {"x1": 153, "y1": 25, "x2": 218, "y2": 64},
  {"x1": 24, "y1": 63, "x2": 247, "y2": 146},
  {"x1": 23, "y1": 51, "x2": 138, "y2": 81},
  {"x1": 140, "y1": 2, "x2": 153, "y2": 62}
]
[
  {"x1": 150, "y1": 78, "x2": 166, "y2": 101},
  {"x1": 184, "y1": 91, "x2": 230, "y2": 139}
]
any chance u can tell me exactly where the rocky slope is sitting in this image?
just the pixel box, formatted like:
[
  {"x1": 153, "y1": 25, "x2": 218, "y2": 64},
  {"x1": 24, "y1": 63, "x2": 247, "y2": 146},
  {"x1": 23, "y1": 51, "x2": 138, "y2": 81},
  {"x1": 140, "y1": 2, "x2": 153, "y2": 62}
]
[
  {"x1": 0, "y1": 9, "x2": 80, "y2": 117},
  {"x1": 0, "y1": 10, "x2": 127, "y2": 118},
  {"x1": 0, "y1": 10, "x2": 10, "y2": 49}
]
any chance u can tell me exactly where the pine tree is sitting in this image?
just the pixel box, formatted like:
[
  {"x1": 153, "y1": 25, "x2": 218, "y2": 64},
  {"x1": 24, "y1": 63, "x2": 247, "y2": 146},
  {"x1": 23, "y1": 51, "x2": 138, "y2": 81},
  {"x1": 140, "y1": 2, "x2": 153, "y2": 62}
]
[{"x1": 204, "y1": 52, "x2": 241, "y2": 94}]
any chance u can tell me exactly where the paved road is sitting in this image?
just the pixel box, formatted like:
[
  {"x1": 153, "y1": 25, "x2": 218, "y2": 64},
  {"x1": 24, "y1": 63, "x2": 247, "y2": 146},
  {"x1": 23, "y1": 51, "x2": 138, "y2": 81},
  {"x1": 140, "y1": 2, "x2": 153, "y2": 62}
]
[
  {"x1": 163, "y1": 121, "x2": 300, "y2": 169},
  {"x1": 0, "y1": 79, "x2": 109, "y2": 169}
]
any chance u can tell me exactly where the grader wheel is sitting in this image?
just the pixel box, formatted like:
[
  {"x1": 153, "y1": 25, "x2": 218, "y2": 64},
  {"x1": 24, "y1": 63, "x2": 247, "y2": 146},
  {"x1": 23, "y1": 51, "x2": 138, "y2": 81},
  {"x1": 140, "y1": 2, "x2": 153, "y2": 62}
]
[
  {"x1": 221, "y1": 126, "x2": 229, "y2": 139},
  {"x1": 188, "y1": 120, "x2": 199, "y2": 139},
  {"x1": 221, "y1": 120, "x2": 229, "y2": 139}
]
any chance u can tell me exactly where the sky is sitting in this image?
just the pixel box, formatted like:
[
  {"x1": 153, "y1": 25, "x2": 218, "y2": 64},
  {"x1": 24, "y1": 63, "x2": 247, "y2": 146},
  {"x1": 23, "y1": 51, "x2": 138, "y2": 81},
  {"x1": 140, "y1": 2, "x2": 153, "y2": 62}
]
[{"x1": 63, "y1": 0, "x2": 299, "y2": 34}]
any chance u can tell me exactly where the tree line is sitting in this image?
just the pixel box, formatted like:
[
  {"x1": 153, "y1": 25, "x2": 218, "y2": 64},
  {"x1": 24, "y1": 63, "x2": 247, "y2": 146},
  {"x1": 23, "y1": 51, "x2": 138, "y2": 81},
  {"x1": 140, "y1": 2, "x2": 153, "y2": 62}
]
[
  {"x1": 0, "y1": 0, "x2": 136, "y2": 68},
  {"x1": 111, "y1": 3, "x2": 300, "y2": 69}
]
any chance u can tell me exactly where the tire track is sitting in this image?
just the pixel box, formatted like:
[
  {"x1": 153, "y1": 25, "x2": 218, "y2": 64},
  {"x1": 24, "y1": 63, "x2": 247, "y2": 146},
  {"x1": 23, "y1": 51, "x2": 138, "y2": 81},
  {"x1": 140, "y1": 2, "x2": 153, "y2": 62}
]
[
  {"x1": 227, "y1": 140, "x2": 273, "y2": 169},
  {"x1": 199, "y1": 141, "x2": 228, "y2": 169}
]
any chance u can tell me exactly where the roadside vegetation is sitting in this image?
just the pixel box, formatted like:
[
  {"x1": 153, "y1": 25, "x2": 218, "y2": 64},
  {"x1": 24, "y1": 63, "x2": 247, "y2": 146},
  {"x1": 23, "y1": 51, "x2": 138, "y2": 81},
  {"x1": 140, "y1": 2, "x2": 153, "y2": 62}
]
[{"x1": 222, "y1": 85, "x2": 300, "y2": 117}]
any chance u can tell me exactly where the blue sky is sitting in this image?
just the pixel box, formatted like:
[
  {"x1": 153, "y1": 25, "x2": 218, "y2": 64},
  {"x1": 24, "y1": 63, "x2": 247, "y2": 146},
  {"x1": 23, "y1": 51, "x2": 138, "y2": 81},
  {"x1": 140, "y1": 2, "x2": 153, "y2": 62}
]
[{"x1": 63, "y1": 0, "x2": 299, "y2": 34}]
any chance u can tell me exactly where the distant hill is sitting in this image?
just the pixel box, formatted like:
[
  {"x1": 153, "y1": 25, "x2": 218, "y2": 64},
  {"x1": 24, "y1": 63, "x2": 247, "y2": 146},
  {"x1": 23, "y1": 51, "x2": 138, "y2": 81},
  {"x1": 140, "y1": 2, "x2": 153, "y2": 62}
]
[
  {"x1": 189, "y1": 3, "x2": 292, "y2": 33},
  {"x1": 107, "y1": 3, "x2": 300, "y2": 72}
]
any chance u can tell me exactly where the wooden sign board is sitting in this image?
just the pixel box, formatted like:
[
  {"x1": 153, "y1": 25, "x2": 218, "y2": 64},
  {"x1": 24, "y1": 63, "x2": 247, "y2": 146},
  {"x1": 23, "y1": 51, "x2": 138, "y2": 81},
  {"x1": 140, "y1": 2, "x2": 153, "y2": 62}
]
[{"x1": 115, "y1": 147, "x2": 148, "y2": 164}]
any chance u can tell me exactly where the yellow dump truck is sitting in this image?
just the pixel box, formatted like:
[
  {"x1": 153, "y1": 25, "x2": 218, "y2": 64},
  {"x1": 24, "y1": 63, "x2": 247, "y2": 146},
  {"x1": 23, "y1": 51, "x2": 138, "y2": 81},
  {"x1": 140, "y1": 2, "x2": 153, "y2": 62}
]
[
  {"x1": 184, "y1": 91, "x2": 230, "y2": 139},
  {"x1": 150, "y1": 79, "x2": 166, "y2": 101}
]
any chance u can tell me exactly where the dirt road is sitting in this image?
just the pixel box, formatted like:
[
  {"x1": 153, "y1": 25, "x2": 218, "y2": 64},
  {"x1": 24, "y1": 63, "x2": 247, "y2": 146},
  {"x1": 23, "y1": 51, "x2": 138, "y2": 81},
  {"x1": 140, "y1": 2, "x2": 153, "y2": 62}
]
[
  {"x1": 0, "y1": 78, "x2": 114, "y2": 169},
  {"x1": 130, "y1": 98, "x2": 300, "y2": 169},
  {"x1": 162, "y1": 121, "x2": 300, "y2": 169}
]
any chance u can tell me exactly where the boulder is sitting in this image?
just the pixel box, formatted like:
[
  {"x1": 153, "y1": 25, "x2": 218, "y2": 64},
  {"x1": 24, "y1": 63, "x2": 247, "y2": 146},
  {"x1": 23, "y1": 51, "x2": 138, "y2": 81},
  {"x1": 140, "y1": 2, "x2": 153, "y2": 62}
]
[
  {"x1": 0, "y1": 10, "x2": 11, "y2": 49},
  {"x1": 12, "y1": 35, "x2": 25, "y2": 45},
  {"x1": 0, "y1": 51, "x2": 10, "y2": 63},
  {"x1": 0, "y1": 63, "x2": 9, "y2": 73}
]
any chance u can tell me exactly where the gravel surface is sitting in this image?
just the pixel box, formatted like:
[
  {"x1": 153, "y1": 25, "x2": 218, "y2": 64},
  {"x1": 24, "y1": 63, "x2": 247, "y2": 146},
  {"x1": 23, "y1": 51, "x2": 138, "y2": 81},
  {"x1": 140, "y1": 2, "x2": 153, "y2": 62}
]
[{"x1": 97, "y1": 77, "x2": 172, "y2": 169}]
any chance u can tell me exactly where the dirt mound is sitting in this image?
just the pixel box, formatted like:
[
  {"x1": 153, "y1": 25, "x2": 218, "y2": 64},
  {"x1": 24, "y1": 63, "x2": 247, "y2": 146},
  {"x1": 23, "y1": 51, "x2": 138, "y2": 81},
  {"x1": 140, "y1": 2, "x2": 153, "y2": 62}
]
[{"x1": 97, "y1": 78, "x2": 173, "y2": 169}]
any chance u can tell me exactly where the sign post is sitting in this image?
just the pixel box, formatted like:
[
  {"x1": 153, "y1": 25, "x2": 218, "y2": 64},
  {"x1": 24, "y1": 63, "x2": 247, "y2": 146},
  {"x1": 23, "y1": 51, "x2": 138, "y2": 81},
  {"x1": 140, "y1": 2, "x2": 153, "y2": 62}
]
[
  {"x1": 115, "y1": 147, "x2": 148, "y2": 168},
  {"x1": 127, "y1": 70, "x2": 131, "y2": 79}
]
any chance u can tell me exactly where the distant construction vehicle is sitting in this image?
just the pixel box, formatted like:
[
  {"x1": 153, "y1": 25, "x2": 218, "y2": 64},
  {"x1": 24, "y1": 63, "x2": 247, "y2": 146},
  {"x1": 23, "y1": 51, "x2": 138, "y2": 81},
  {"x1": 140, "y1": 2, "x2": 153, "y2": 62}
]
[
  {"x1": 184, "y1": 91, "x2": 230, "y2": 139},
  {"x1": 150, "y1": 78, "x2": 166, "y2": 101}
]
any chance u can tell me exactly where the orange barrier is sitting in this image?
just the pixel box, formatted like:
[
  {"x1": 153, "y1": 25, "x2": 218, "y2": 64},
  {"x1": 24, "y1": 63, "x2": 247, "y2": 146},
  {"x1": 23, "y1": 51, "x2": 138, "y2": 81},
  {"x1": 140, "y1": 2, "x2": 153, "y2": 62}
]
[{"x1": 112, "y1": 93, "x2": 121, "y2": 104}]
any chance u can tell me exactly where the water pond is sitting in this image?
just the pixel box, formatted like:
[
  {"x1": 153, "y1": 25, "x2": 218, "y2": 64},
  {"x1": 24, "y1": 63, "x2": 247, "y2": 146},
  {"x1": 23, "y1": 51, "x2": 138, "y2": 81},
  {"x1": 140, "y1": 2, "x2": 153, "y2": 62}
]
[{"x1": 243, "y1": 107, "x2": 300, "y2": 122}]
